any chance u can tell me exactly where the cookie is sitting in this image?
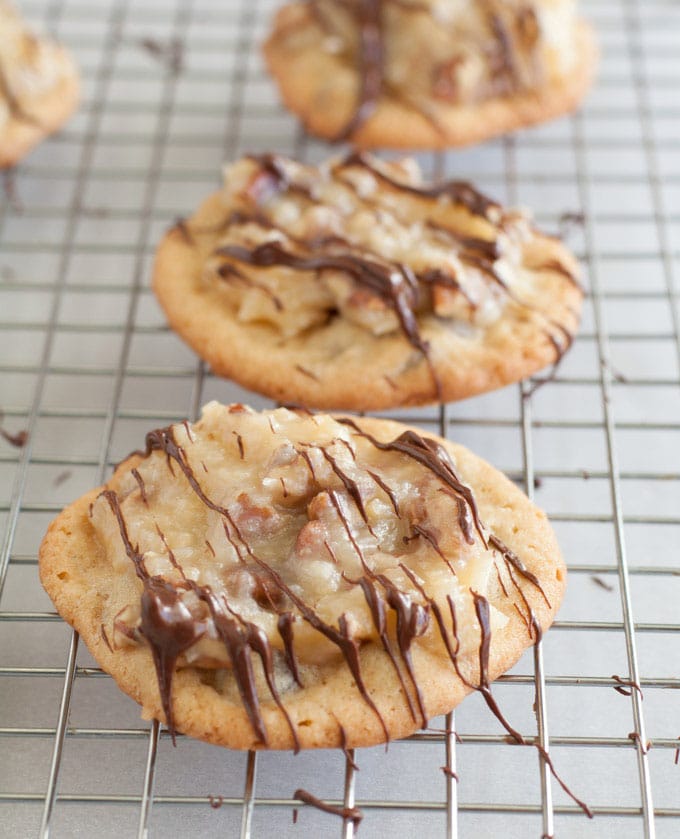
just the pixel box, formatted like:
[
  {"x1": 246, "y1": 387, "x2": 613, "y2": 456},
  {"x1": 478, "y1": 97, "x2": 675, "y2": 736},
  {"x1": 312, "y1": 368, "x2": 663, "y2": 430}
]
[
  {"x1": 40, "y1": 402, "x2": 566, "y2": 750},
  {"x1": 153, "y1": 152, "x2": 582, "y2": 410},
  {"x1": 0, "y1": 2, "x2": 79, "y2": 168},
  {"x1": 263, "y1": 0, "x2": 597, "y2": 148}
]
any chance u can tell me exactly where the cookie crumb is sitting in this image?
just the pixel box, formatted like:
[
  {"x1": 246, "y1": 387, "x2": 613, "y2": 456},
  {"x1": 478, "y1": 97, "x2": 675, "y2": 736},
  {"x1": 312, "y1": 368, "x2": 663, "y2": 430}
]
[
  {"x1": 0, "y1": 410, "x2": 28, "y2": 448},
  {"x1": 53, "y1": 470, "x2": 72, "y2": 487},
  {"x1": 590, "y1": 575, "x2": 613, "y2": 592}
]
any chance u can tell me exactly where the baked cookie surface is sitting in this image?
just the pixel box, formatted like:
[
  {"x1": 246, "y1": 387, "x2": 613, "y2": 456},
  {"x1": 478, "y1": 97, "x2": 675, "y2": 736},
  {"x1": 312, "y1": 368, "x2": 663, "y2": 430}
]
[
  {"x1": 263, "y1": 0, "x2": 596, "y2": 148},
  {"x1": 40, "y1": 403, "x2": 566, "y2": 750},
  {"x1": 0, "y1": 1, "x2": 79, "y2": 168},
  {"x1": 153, "y1": 152, "x2": 582, "y2": 410}
]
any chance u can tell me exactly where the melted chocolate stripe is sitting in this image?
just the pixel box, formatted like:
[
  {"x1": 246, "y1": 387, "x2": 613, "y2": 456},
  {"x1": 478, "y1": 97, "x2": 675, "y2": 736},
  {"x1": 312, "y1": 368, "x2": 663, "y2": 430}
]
[
  {"x1": 242, "y1": 551, "x2": 391, "y2": 741},
  {"x1": 337, "y1": 722, "x2": 360, "y2": 769},
  {"x1": 469, "y1": 589, "x2": 589, "y2": 815},
  {"x1": 399, "y1": 563, "x2": 476, "y2": 689},
  {"x1": 278, "y1": 612, "x2": 303, "y2": 687},
  {"x1": 337, "y1": 420, "x2": 487, "y2": 546},
  {"x1": 504, "y1": 561, "x2": 540, "y2": 640},
  {"x1": 131, "y1": 468, "x2": 148, "y2": 504},
  {"x1": 101, "y1": 489, "x2": 148, "y2": 582},
  {"x1": 453, "y1": 493, "x2": 475, "y2": 546},
  {"x1": 200, "y1": 591, "x2": 269, "y2": 744},
  {"x1": 375, "y1": 573, "x2": 429, "y2": 726},
  {"x1": 538, "y1": 258, "x2": 581, "y2": 289},
  {"x1": 247, "y1": 153, "x2": 315, "y2": 201},
  {"x1": 426, "y1": 220, "x2": 502, "y2": 262},
  {"x1": 358, "y1": 576, "x2": 419, "y2": 722},
  {"x1": 489, "y1": 534, "x2": 550, "y2": 607},
  {"x1": 101, "y1": 491, "x2": 204, "y2": 742},
  {"x1": 197, "y1": 587, "x2": 301, "y2": 752},
  {"x1": 315, "y1": 445, "x2": 373, "y2": 530},
  {"x1": 327, "y1": 489, "x2": 367, "y2": 565},
  {"x1": 100, "y1": 623, "x2": 113, "y2": 652},
  {"x1": 366, "y1": 469, "x2": 400, "y2": 515},
  {"x1": 217, "y1": 261, "x2": 284, "y2": 311},
  {"x1": 144, "y1": 427, "x2": 254, "y2": 556},
  {"x1": 171, "y1": 217, "x2": 194, "y2": 245},
  {"x1": 471, "y1": 590, "x2": 525, "y2": 744},
  {"x1": 410, "y1": 523, "x2": 457, "y2": 575},
  {"x1": 333, "y1": 0, "x2": 384, "y2": 141},
  {"x1": 218, "y1": 241, "x2": 430, "y2": 362},
  {"x1": 155, "y1": 525, "x2": 186, "y2": 576},
  {"x1": 341, "y1": 152, "x2": 500, "y2": 220},
  {"x1": 489, "y1": 13, "x2": 518, "y2": 88},
  {"x1": 0, "y1": 424, "x2": 28, "y2": 448}
]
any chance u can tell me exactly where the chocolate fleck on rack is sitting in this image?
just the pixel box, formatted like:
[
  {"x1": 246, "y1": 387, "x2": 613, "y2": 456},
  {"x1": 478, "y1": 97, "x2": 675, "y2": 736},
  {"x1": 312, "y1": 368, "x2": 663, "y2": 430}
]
[{"x1": 1, "y1": 1, "x2": 679, "y2": 838}]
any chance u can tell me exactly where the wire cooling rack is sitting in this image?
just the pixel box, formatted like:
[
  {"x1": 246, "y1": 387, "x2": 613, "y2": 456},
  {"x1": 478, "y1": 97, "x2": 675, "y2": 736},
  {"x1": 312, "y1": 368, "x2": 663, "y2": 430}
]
[{"x1": 1, "y1": 0, "x2": 679, "y2": 836}]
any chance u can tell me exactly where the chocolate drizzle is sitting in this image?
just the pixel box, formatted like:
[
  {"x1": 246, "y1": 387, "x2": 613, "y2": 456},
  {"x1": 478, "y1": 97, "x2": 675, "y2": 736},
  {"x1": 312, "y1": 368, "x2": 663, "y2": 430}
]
[
  {"x1": 333, "y1": 0, "x2": 384, "y2": 141},
  {"x1": 294, "y1": 787, "x2": 363, "y2": 828},
  {"x1": 488, "y1": 534, "x2": 550, "y2": 607},
  {"x1": 220, "y1": 242, "x2": 428, "y2": 355},
  {"x1": 101, "y1": 490, "x2": 204, "y2": 743},
  {"x1": 140, "y1": 577, "x2": 204, "y2": 745},
  {"x1": 471, "y1": 590, "x2": 591, "y2": 818},
  {"x1": 337, "y1": 723, "x2": 360, "y2": 769},
  {"x1": 195, "y1": 585, "x2": 300, "y2": 751},
  {"x1": 337, "y1": 419, "x2": 486, "y2": 546},
  {"x1": 358, "y1": 575, "x2": 421, "y2": 722},
  {"x1": 342, "y1": 152, "x2": 500, "y2": 221},
  {"x1": 138, "y1": 36, "x2": 184, "y2": 76},
  {"x1": 219, "y1": 238, "x2": 443, "y2": 399},
  {"x1": 98, "y1": 409, "x2": 589, "y2": 822},
  {"x1": 471, "y1": 590, "x2": 524, "y2": 744},
  {"x1": 278, "y1": 612, "x2": 302, "y2": 687}
]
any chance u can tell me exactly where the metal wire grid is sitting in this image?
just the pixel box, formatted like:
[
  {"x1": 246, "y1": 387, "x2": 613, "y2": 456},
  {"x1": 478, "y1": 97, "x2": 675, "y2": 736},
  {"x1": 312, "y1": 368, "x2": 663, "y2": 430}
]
[{"x1": 0, "y1": 0, "x2": 679, "y2": 836}]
